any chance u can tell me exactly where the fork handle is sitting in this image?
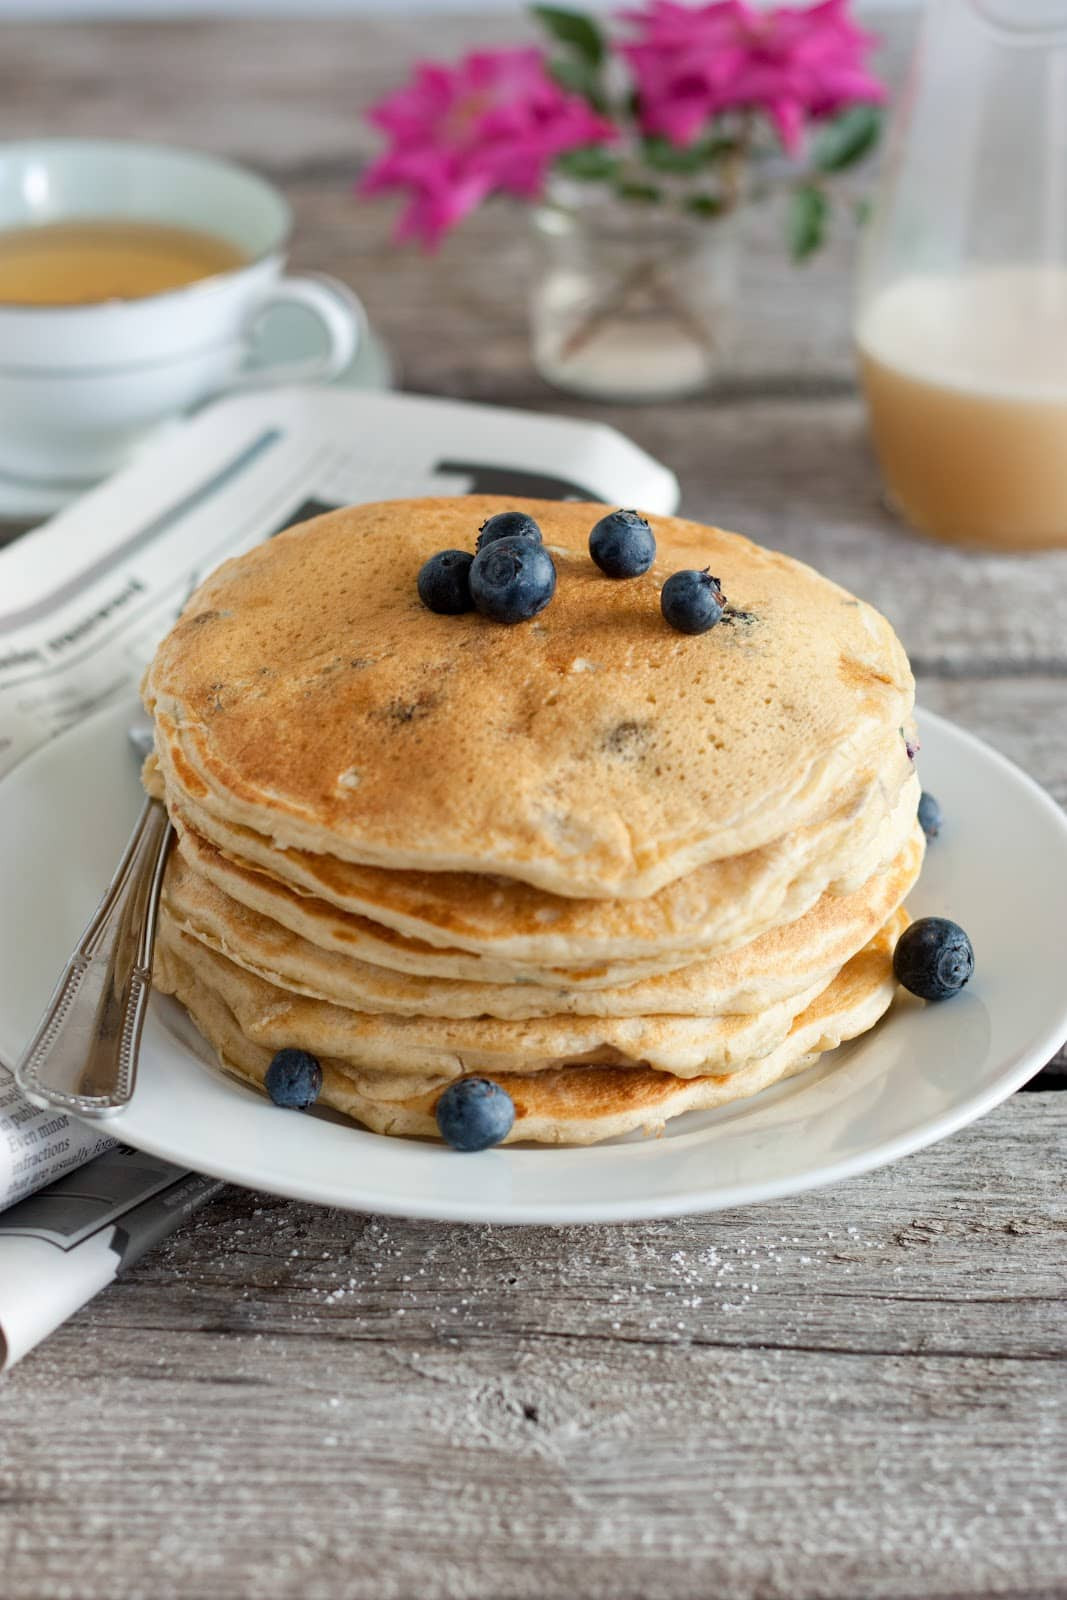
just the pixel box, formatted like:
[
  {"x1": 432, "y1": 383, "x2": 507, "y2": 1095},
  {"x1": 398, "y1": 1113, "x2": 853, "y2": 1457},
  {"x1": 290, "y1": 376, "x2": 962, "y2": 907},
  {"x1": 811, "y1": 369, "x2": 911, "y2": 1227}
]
[{"x1": 16, "y1": 799, "x2": 173, "y2": 1117}]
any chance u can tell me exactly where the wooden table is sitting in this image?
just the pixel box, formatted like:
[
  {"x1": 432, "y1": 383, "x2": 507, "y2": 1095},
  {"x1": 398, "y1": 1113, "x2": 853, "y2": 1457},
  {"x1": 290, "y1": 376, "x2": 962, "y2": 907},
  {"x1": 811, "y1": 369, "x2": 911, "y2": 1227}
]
[{"x1": 1, "y1": 14, "x2": 1065, "y2": 1600}]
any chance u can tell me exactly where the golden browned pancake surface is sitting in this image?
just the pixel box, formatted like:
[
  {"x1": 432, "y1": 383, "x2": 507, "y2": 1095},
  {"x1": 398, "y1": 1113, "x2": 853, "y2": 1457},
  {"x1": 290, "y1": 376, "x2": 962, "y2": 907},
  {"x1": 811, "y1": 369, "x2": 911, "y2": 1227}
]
[{"x1": 143, "y1": 497, "x2": 915, "y2": 898}]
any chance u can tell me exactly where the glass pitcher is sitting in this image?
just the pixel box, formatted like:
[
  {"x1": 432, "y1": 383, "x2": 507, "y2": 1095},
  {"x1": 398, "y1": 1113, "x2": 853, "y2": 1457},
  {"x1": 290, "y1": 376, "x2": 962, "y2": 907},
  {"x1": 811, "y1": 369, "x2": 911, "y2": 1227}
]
[{"x1": 855, "y1": 1, "x2": 1067, "y2": 549}]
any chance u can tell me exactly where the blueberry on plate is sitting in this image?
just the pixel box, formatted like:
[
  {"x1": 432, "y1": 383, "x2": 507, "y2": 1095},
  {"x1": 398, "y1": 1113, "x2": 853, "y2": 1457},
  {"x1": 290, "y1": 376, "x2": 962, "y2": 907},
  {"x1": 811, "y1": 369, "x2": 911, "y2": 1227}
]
[
  {"x1": 476, "y1": 510, "x2": 543, "y2": 552},
  {"x1": 265, "y1": 1047, "x2": 323, "y2": 1109},
  {"x1": 893, "y1": 917, "x2": 974, "y2": 1001},
  {"x1": 417, "y1": 549, "x2": 474, "y2": 615},
  {"x1": 589, "y1": 508, "x2": 656, "y2": 579},
  {"x1": 660, "y1": 568, "x2": 725, "y2": 635},
  {"x1": 435, "y1": 1077, "x2": 516, "y2": 1151},
  {"x1": 918, "y1": 790, "x2": 942, "y2": 839},
  {"x1": 470, "y1": 535, "x2": 557, "y2": 624}
]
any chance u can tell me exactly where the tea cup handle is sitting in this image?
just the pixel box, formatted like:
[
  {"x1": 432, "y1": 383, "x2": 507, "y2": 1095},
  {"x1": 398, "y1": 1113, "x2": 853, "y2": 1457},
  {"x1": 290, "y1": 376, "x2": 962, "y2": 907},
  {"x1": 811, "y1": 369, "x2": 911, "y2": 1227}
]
[{"x1": 229, "y1": 271, "x2": 364, "y2": 389}]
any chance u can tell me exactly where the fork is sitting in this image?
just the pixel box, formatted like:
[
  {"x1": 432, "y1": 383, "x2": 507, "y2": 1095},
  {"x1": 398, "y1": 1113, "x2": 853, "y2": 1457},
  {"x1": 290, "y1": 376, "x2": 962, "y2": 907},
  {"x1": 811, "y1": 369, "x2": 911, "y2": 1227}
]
[{"x1": 15, "y1": 719, "x2": 173, "y2": 1118}]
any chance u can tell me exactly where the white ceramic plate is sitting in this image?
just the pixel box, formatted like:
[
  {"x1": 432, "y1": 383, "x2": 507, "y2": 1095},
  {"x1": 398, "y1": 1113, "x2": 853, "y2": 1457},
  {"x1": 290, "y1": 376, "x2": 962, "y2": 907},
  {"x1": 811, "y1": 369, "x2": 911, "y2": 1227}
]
[{"x1": 1, "y1": 702, "x2": 1065, "y2": 1224}]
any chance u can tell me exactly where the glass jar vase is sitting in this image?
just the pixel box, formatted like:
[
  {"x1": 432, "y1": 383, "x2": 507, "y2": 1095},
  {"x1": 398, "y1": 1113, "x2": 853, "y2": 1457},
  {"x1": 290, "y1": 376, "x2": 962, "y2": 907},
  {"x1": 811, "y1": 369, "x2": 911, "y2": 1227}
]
[{"x1": 530, "y1": 189, "x2": 737, "y2": 403}]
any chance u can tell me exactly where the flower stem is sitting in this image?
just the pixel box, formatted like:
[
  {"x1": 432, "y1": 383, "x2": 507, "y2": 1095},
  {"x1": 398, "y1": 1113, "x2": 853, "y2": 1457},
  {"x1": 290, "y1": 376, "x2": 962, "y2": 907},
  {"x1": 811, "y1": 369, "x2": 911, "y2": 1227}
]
[{"x1": 557, "y1": 250, "x2": 717, "y2": 363}]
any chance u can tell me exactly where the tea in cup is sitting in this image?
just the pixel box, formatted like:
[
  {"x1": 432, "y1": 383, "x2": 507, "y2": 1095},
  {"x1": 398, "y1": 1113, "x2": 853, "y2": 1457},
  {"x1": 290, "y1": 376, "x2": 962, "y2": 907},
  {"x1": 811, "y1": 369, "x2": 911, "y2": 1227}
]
[{"x1": 0, "y1": 139, "x2": 364, "y2": 485}]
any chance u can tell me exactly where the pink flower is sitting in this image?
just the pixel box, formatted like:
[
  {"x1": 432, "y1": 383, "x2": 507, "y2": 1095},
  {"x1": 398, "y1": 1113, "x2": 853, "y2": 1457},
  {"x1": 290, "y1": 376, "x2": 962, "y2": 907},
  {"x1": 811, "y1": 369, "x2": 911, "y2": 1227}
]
[
  {"x1": 361, "y1": 48, "x2": 617, "y2": 248},
  {"x1": 619, "y1": 0, "x2": 885, "y2": 155}
]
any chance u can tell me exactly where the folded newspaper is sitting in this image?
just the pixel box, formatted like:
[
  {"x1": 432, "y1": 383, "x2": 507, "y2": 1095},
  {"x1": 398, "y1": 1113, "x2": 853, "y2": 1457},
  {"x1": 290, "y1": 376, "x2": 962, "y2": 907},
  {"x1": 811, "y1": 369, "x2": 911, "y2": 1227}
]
[{"x1": 0, "y1": 383, "x2": 678, "y2": 1366}]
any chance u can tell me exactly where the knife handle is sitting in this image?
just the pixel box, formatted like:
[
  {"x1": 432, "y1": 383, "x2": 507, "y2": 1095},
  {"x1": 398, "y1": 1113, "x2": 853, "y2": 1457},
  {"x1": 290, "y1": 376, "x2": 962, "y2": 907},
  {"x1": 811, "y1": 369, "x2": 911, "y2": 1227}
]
[{"x1": 16, "y1": 798, "x2": 173, "y2": 1117}]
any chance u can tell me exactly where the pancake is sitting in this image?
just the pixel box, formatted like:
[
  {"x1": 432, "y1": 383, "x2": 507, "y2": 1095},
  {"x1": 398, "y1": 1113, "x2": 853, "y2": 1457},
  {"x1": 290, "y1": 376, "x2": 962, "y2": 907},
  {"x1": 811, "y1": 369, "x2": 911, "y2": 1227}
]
[
  {"x1": 152, "y1": 740, "x2": 919, "y2": 969},
  {"x1": 154, "y1": 905, "x2": 908, "y2": 1080},
  {"x1": 143, "y1": 494, "x2": 922, "y2": 1148},
  {"x1": 161, "y1": 825, "x2": 924, "y2": 1018},
  {"x1": 155, "y1": 912, "x2": 904, "y2": 1144},
  {"x1": 142, "y1": 496, "x2": 915, "y2": 900},
  {"x1": 168, "y1": 820, "x2": 688, "y2": 989},
  {"x1": 157, "y1": 919, "x2": 827, "y2": 1078}
]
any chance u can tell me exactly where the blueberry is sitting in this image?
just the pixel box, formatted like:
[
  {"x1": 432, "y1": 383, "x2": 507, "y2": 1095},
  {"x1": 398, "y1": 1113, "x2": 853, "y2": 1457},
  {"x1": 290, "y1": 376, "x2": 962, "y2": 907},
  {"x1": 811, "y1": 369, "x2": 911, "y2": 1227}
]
[
  {"x1": 265, "y1": 1047, "x2": 322, "y2": 1109},
  {"x1": 589, "y1": 508, "x2": 656, "y2": 579},
  {"x1": 660, "y1": 568, "x2": 725, "y2": 635},
  {"x1": 435, "y1": 1077, "x2": 516, "y2": 1151},
  {"x1": 893, "y1": 917, "x2": 974, "y2": 1001},
  {"x1": 476, "y1": 511, "x2": 543, "y2": 552},
  {"x1": 418, "y1": 549, "x2": 474, "y2": 615},
  {"x1": 918, "y1": 791, "x2": 942, "y2": 839},
  {"x1": 469, "y1": 536, "x2": 556, "y2": 624}
]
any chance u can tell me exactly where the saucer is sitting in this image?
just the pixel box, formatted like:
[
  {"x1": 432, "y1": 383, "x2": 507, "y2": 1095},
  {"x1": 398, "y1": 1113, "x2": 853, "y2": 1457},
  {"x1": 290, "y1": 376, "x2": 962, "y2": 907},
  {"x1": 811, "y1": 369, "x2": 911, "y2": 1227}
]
[{"x1": 0, "y1": 306, "x2": 394, "y2": 525}]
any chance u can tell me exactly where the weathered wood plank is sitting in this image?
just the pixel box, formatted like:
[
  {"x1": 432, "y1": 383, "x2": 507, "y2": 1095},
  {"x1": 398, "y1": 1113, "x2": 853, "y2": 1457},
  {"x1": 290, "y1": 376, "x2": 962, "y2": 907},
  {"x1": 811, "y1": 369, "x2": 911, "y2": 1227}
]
[{"x1": 0, "y1": 1096, "x2": 1063, "y2": 1600}]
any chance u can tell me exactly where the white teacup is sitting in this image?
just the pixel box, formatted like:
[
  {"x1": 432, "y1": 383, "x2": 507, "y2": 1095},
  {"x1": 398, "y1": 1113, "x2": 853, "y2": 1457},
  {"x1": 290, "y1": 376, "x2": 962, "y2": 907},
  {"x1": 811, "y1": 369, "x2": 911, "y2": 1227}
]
[{"x1": 0, "y1": 138, "x2": 364, "y2": 485}]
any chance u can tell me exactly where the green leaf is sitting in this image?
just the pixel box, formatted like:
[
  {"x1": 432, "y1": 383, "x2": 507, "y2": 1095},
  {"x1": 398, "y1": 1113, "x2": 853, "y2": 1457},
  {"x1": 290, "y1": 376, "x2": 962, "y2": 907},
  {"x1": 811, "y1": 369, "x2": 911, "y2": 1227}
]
[
  {"x1": 683, "y1": 192, "x2": 726, "y2": 219},
  {"x1": 531, "y1": 5, "x2": 605, "y2": 67},
  {"x1": 853, "y1": 196, "x2": 872, "y2": 227},
  {"x1": 813, "y1": 105, "x2": 883, "y2": 173},
  {"x1": 641, "y1": 136, "x2": 707, "y2": 176},
  {"x1": 547, "y1": 55, "x2": 605, "y2": 111},
  {"x1": 640, "y1": 134, "x2": 739, "y2": 176},
  {"x1": 615, "y1": 179, "x2": 663, "y2": 204},
  {"x1": 555, "y1": 146, "x2": 621, "y2": 182},
  {"x1": 702, "y1": 135, "x2": 743, "y2": 162},
  {"x1": 788, "y1": 185, "x2": 828, "y2": 261}
]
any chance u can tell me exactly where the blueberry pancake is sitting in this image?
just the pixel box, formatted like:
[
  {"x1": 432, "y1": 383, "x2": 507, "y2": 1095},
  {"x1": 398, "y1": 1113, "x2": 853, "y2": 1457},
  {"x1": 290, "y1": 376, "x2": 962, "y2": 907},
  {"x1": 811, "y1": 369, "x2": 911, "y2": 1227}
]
[
  {"x1": 143, "y1": 497, "x2": 914, "y2": 898},
  {"x1": 144, "y1": 497, "x2": 921, "y2": 1147}
]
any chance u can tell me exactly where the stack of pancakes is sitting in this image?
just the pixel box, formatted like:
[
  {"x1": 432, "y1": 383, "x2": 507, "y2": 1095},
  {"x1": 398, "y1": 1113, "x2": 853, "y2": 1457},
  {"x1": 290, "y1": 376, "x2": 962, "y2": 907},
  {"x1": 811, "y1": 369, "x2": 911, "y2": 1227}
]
[{"x1": 143, "y1": 497, "x2": 923, "y2": 1145}]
